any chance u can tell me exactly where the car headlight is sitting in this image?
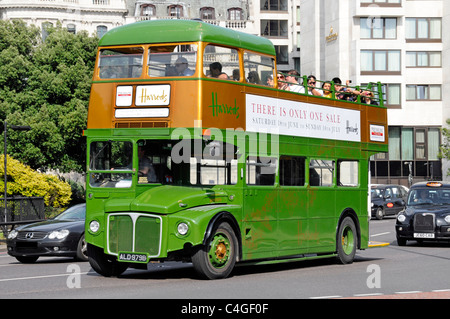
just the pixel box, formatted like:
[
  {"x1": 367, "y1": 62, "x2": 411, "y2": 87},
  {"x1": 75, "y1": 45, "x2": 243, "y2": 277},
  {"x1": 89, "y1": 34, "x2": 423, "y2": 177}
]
[
  {"x1": 397, "y1": 214, "x2": 406, "y2": 223},
  {"x1": 89, "y1": 220, "x2": 100, "y2": 233},
  {"x1": 48, "y1": 229, "x2": 70, "y2": 240},
  {"x1": 177, "y1": 222, "x2": 189, "y2": 236},
  {"x1": 445, "y1": 215, "x2": 450, "y2": 224},
  {"x1": 7, "y1": 229, "x2": 18, "y2": 240}
]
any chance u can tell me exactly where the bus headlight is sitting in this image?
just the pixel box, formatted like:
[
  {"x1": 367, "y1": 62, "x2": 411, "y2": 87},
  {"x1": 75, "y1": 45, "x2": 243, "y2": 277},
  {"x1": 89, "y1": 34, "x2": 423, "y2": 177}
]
[
  {"x1": 177, "y1": 222, "x2": 189, "y2": 236},
  {"x1": 89, "y1": 220, "x2": 100, "y2": 233},
  {"x1": 397, "y1": 214, "x2": 406, "y2": 223}
]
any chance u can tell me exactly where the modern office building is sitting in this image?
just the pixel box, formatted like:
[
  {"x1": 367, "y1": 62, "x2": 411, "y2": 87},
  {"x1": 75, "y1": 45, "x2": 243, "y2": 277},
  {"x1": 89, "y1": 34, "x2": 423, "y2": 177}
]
[{"x1": 300, "y1": 0, "x2": 447, "y2": 185}]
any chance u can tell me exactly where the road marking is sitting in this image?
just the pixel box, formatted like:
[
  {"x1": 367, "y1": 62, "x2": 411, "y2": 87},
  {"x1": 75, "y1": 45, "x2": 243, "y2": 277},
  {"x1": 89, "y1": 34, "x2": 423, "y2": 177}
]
[
  {"x1": 353, "y1": 293, "x2": 384, "y2": 297},
  {"x1": 370, "y1": 232, "x2": 390, "y2": 237},
  {"x1": 0, "y1": 272, "x2": 88, "y2": 283},
  {"x1": 310, "y1": 295, "x2": 342, "y2": 299},
  {"x1": 395, "y1": 291, "x2": 422, "y2": 295},
  {"x1": 432, "y1": 289, "x2": 450, "y2": 293}
]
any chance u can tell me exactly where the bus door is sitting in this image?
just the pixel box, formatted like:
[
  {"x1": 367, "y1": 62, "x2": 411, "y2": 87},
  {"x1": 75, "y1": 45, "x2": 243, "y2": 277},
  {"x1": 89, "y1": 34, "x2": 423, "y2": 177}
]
[{"x1": 242, "y1": 156, "x2": 278, "y2": 259}]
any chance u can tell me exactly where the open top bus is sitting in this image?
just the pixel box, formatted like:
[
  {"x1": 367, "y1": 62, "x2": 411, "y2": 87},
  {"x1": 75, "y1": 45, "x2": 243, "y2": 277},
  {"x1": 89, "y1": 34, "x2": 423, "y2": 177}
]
[{"x1": 84, "y1": 19, "x2": 388, "y2": 279}]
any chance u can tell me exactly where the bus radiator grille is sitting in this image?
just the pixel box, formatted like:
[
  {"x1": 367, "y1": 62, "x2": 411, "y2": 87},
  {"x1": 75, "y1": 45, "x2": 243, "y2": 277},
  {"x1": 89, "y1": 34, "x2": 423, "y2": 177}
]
[{"x1": 108, "y1": 214, "x2": 161, "y2": 257}]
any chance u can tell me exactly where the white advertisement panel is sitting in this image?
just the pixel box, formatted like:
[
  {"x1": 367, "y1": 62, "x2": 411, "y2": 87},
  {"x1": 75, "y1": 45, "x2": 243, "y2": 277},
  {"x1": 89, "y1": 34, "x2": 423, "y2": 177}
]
[{"x1": 246, "y1": 94, "x2": 361, "y2": 142}]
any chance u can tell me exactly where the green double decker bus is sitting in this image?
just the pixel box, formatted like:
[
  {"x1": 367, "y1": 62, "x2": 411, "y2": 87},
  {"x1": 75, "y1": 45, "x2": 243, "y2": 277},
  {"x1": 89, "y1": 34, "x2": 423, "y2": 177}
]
[{"x1": 84, "y1": 20, "x2": 388, "y2": 279}]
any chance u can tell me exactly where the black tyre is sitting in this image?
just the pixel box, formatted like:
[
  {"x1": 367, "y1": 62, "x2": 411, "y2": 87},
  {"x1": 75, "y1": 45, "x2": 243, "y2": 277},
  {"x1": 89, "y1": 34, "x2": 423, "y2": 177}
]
[
  {"x1": 192, "y1": 222, "x2": 238, "y2": 280},
  {"x1": 375, "y1": 207, "x2": 384, "y2": 220},
  {"x1": 87, "y1": 243, "x2": 128, "y2": 277},
  {"x1": 336, "y1": 217, "x2": 357, "y2": 264},
  {"x1": 75, "y1": 234, "x2": 89, "y2": 261}
]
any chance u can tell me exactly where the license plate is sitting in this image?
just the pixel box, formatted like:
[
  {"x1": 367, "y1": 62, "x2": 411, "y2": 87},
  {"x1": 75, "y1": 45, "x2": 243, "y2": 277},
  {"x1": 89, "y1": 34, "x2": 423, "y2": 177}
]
[
  {"x1": 414, "y1": 233, "x2": 435, "y2": 239},
  {"x1": 118, "y1": 252, "x2": 148, "y2": 263}
]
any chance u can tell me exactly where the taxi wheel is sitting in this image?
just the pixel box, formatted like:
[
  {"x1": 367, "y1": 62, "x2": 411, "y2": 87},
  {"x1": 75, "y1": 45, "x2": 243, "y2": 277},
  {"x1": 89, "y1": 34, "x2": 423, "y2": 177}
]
[{"x1": 192, "y1": 222, "x2": 237, "y2": 280}]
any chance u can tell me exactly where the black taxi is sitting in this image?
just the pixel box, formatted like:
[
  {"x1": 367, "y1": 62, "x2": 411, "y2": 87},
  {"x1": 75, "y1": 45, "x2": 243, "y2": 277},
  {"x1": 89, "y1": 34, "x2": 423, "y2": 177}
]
[{"x1": 396, "y1": 182, "x2": 450, "y2": 246}]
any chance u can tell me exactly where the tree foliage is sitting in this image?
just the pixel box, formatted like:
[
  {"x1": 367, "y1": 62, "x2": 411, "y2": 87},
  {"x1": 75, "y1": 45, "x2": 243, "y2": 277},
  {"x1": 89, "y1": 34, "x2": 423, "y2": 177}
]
[{"x1": 0, "y1": 20, "x2": 98, "y2": 172}]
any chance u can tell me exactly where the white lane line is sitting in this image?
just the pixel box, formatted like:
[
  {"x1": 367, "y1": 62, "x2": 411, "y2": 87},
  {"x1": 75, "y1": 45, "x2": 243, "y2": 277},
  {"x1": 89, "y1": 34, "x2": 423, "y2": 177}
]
[
  {"x1": 310, "y1": 295, "x2": 342, "y2": 299},
  {"x1": 395, "y1": 291, "x2": 422, "y2": 295},
  {"x1": 370, "y1": 232, "x2": 390, "y2": 237},
  {"x1": 353, "y1": 293, "x2": 384, "y2": 297},
  {"x1": 0, "y1": 272, "x2": 88, "y2": 283}
]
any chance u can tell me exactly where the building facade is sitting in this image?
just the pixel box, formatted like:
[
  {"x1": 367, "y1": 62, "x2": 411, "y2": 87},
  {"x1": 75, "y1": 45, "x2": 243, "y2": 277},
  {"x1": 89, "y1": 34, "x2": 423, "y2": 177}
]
[{"x1": 300, "y1": 0, "x2": 447, "y2": 186}]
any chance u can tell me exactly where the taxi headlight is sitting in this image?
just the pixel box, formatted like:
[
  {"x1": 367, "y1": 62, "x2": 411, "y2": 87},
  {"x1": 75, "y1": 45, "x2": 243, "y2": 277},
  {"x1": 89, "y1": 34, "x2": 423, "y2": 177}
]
[
  {"x1": 177, "y1": 222, "x2": 189, "y2": 236},
  {"x1": 397, "y1": 214, "x2": 406, "y2": 223},
  {"x1": 445, "y1": 215, "x2": 450, "y2": 224},
  {"x1": 89, "y1": 220, "x2": 100, "y2": 233}
]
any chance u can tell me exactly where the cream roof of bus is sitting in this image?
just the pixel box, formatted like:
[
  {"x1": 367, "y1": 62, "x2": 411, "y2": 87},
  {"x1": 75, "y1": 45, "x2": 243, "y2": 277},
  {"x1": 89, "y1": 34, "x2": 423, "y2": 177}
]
[{"x1": 99, "y1": 19, "x2": 276, "y2": 57}]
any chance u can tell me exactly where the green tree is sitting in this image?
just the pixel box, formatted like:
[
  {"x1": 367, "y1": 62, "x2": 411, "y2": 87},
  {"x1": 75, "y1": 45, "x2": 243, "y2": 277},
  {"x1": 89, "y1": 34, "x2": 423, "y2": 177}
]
[{"x1": 0, "y1": 20, "x2": 98, "y2": 172}]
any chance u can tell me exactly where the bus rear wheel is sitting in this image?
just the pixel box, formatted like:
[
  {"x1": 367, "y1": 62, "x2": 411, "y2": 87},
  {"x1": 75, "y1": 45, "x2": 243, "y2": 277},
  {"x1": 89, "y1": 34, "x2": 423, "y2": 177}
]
[
  {"x1": 87, "y1": 243, "x2": 128, "y2": 277},
  {"x1": 192, "y1": 222, "x2": 237, "y2": 280},
  {"x1": 336, "y1": 217, "x2": 357, "y2": 264}
]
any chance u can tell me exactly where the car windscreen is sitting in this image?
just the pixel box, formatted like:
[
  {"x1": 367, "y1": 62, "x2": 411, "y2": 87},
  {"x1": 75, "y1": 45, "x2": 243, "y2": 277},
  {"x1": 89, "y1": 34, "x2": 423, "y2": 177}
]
[
  {"x1": 54, "y1": 205, "x2": 86, "y2": 220},
  {"x1": 407, "y1": 188, "x2": 450, "y2": 206}
]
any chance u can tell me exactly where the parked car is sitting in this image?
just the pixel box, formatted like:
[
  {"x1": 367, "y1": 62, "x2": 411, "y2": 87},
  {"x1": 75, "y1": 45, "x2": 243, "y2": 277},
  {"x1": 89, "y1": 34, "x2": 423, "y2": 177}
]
[
  {"x1": 6, "y1": 203, "x2": 87, "y2": 263},
  {"x1": 371, "y1": 184, "x2": 408, "y2": 220},
  {"x1": 396, "y1": 182, "x2": 450, "y2": 246}
]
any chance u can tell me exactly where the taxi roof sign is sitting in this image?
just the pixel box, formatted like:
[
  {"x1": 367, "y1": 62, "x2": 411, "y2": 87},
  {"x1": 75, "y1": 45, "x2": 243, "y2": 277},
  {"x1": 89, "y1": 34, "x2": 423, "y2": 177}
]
[{"x1": 426, "y1": 182, "x2": 443, "y2": 187}]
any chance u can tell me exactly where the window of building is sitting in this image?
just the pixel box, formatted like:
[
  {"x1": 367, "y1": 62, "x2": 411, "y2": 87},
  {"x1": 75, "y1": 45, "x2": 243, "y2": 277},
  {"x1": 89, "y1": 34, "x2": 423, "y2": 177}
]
[
  {"x1": 200, "y1": 7, "x2": 215, "y2": 20},
  {"x1": 260, "y1": 0, "x2": 288, "y2": 11},
  {"x1": 406, "y1": 51, "x2": 441, "y2": 68},
  {"x1": 140, "y1": 4, "x2": 156, "y2": 16},
  {"x1": 406, "y1": 18, "x2": 442, "y2": 42},
  {"x1": 168, "y1": 5, "x2": 183, "y2": 18},
  {"x1": 371, "y1": 126, "x2": 442, "y2": 181},
  {"x1": 228, "y1": 8, "x2": 243, "y2": 20},
  {"x1": 361, "y1": 50, "x2": 401, "y2": 75},
  {"x1": 96, "y1": 25, "x2": 108, "y2": 38},
  {"x1": 203, "y1": 44, "x2": 240, "y2": 81},
  {"x1": 67, "y1": 24, "x2": 76, "y2": 34},
  {"x1": 261, "y1": 20, "x2": 288, "y2": 38},
  {"x1": 275, "y1": 45, "x2": 289, "y2": 65},
  {"x1": 361, "y1": 17, "x2": 397, "y2": 39},
  {"x1": 406, "y1": 85, "x2": 441, "y2": 101}
]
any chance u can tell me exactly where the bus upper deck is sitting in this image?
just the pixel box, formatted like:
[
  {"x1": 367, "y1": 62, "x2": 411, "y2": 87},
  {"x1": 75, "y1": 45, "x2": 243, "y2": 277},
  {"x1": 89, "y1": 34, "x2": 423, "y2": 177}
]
[{"x1": 87, "y1": 19, "x2": 387, "y2": 154}]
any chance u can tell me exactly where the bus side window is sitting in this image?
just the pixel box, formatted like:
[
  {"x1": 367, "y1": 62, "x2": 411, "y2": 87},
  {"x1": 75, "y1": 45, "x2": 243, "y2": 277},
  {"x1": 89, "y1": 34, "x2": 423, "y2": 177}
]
[
  {"x1": 247, "y1": 156, "x2": 277, "y2": 186},
  {"x1": 243, "y1": 51, "x2": 275, "y2": 87},
  {"x1": 337, "y1": 160, "x2": 359, "y2": 187},
  {"x1": 309, "y1": 159, "x2": 334, "y2": 187},
  {"x1": 280, "y1": 156, "x2": 306, "y2": 186},
  {"x1": 203, "y1": 44, "x2": 240, "y2": 81}
]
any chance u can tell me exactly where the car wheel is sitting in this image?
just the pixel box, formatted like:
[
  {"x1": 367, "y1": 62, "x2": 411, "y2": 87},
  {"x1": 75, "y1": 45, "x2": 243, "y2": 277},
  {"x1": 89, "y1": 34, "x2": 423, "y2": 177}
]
[
  {"x1": 15, "y1": 256, "x2": 39, "y2": 263},
  {"x1": 375, "y1": 207, "x2": 384, "y2": 220},
  {"x1": 87, "y1": 243, "x2": 128, "y2": 277},
  {"x1": 76, "y1": 234, "x2": 89, "y2": 261},
  {"x1": 336, "y1": 217, "x2": 357, "y2": 264},
  {"x1": 191, "y1": 222, "x2": 238, "y2": 280}
]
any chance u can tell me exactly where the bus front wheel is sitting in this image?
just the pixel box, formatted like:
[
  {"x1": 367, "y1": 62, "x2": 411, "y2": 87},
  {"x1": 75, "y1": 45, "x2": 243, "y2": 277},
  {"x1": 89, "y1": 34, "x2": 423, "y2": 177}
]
[
  {"x1": 336, "y1": 217, "x2": 357, "y2": 264},
  {"x1": 192, "y1": 222, "x2": 237, "y2": 280},
  {"x1": 87, "y1": 243, "x2": 128, "y2": 277}
]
